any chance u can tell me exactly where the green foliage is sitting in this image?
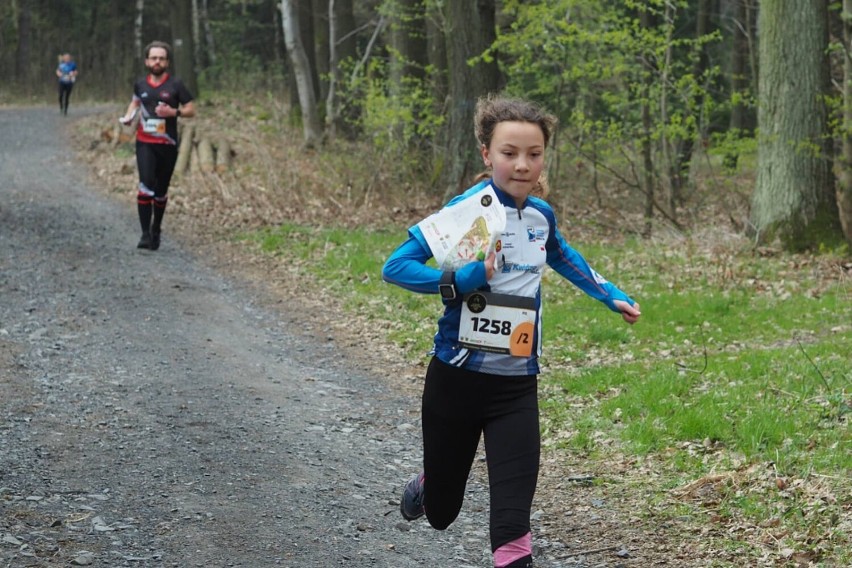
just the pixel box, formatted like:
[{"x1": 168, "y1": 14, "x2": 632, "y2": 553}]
[
  {"x1": 488, "y1": 0, "x2": 731, "y2": 200},
  {"x1": 335, "y1": 54, "x2": 445, "y2": 176}
]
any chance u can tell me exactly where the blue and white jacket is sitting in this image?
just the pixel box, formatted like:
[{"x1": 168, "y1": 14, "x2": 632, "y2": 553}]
[{"x1": 382, "y1": 179, "x2": 635, "y2": 376}]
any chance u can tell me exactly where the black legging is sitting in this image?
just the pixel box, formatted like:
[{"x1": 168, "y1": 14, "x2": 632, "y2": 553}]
[
  {"x1": 421, "y1": 357, "x2": 539, "y2": 561},
  {"x1": 58, "y1": 82, "x2": 73, "y2": 114},
  {"x1": 135, "y1": 142, "x2": 178, "y2": 234}
]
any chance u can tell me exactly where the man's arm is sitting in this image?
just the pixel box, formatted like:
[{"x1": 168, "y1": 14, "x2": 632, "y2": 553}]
[
  {"x1": 119, "y1": 99, "x2": 141, "y2": 124},
  {"x1": 177, "y1": 100, "x2": 196, "y2": 118}
]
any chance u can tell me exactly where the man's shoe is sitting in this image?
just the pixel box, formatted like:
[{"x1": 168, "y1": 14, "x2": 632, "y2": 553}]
[
  {"x1": 137, "y1": 233, "x2": 152, "y2": 249},
  {"x1": 150, "y1": 231, "x2": 161, "y2": 251},
  {"x1": 400, "y1": 472, "x2": 425, "y2": 521}
]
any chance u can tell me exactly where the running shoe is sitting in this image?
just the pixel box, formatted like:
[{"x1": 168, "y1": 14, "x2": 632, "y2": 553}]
[
  {"x1": 400, "y1": 472, "x2": 425, "y2": 521},
  {"x1": 137, "y1": 233, "x2": 152, "y2": 249},
  {"x1": 150, "y1": 231, "x2": 161, "y2": 251}
]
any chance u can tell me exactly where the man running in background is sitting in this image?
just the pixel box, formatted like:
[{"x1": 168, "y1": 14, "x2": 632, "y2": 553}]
[
  {"x1": 119, "y1": 40, "x2": 195, "y2": 251},
  {"x1": 56, "y1": 53, "x2": 77, "y2": 115}
]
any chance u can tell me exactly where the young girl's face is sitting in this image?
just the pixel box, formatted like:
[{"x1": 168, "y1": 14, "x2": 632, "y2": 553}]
[{"x1": 480, "y1": 120, "x2": 545, "y2": 207}]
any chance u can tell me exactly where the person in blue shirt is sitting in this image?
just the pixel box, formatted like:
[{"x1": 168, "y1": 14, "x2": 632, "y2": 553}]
[
  {"x1": 382, "y1": 95, "x2": 641, "y2": 568},
  {"x1": 55, "y1": 53, "x2": 78, "y2": 115}
]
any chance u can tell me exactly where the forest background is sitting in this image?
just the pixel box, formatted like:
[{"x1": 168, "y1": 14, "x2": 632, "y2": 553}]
[{"x1": 1, "y1": 1, "x2": 850, "y2": 566}]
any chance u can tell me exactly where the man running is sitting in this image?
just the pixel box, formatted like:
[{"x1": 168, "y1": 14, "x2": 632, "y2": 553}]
[
  {"x1": 119, "y1": 41, "x2": 195, "y2": 251},
  {"x1": 56, "y1": 53, "x2": 78, "y2": 115}
]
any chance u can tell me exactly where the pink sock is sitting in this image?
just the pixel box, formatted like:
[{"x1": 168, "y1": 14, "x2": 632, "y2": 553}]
[{"x1": 493, "y1": 532, "x2": 532, "y2": 567}]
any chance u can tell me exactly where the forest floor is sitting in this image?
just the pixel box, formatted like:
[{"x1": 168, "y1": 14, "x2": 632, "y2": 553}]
[{"x1": 3, "y1": 100, "x2": 843, "y2": 567}]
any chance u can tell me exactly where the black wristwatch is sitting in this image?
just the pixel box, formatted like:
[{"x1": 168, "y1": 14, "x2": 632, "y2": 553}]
[{"x1": 439, "y1": 271, "x2": 457, "y2": 301}]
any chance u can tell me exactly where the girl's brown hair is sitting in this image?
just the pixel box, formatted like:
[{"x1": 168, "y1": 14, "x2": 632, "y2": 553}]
[{"x1": 472, "y1": 94, "x2": 557, "y2": 198}]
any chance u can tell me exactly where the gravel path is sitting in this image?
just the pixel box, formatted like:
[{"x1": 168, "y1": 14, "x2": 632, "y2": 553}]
[{"x1": 0, "y1": 108, "x2": 583, "y2": 567}]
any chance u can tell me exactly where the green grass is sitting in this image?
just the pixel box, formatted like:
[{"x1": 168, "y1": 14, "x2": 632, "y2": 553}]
[{"x1": 240, "y1": 222, "x2": 851, "y2": 566}]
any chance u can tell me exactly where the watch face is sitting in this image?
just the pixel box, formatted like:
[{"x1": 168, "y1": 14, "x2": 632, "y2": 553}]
[{"x1": 439, "y1": 284, "x2": 456, "y2": 300}]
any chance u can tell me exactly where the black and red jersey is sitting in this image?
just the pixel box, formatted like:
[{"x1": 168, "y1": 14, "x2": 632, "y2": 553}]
[{"x1": 132, "y1": 73, "x2": 193, "y2": 145}]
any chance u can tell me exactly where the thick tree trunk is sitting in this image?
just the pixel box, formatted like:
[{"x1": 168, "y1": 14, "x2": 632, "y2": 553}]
[
  {"x1": 281, "y1": 0, "x2": 323, "y2": 148},
  {"x1": 441, "y1": 0, "x2": 499, "y2": 199},
  {"x1": 751, "y1": 1, "x2": 842, "y2": 250},
  {"x1": 171, "y1": 0, "x2": 199, "y2": 96}
]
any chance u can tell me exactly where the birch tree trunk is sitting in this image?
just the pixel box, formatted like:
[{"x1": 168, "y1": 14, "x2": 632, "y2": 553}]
[
  {"x1": 325, "y1": 0, "x2": 338, "y2": 137},
  {"x1": 134, "y1": 0, "x2": 145, "y2": 59},
  {"x1": 750, "y1": 1, "x2": 842, "y2": 250},
  {"x1": 281, "y1": 0, "x2": 323, "y2": 148}
]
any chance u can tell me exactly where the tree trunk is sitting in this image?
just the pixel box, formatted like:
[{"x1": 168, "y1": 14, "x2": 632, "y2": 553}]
[
  {"x1": 197, "y1": 138, "x2": 215, "y2": 173},
  {"x1": 751, "y1": 1, "x2": 842, "y2": 250},
  {"x1": 668, "y1": 0, "x2": 714, "y2": 211},
  {"x1": 335, "y1": 0, "x2": 356, "y2": 65},
  {"x1": 427, "y1": 1, "x2": 448, "y2": 107},
  {"x1": 216, "y1": 140, "x2": 232, "y2": 173},
  {"x1": 329, "y1": 0, "x2": 356, "y2": 135},
  {"x1": 134, "y1": 0, "x2": 145, "y2": 59},
  {"x1": 171, "y1": 0, "x2": 199, "y2": 96},
  {"x1": 389, "y1": 0, "x2": 427, "y2": 143},
  {"x1": 281, "y1": 0, "x2": 323, "y2": 148},
  {"x1": 175, "y1": 124, "x2": 195, "y2": 176},
  {"x1": 839, "y1": 0, "x2": 852, "y2": 242},
  {"x1": 389, "y1": 0, "x2": 427, "y2": 85},
  {"x1": 298, "y1": 0, "x2": 321, "y2": 107},
  {"x1": 427, "y1": 2, "x2": 449, "y2": 174},
  {"x1": 201, "y1": 0, "x2": 216, "y2": 67},
  {"x1": 15, "y1": 0, "x2": 32, "y2": 88},
  {"x1": 729, "y1": 0, "x2": 750, "y2": 132},
  {"x1": 659, "y1": 1, "x2": 676, "y2": 218},
  {"x1": 325, "y1": 0, "x2": 339, "y2": 137},
  {"x1": 312, "y1": 0, "x2": 330, "y2": 105},
  {"x1": 441, "y1": 0, "x2": 499, "y2": 199},
  {"x1": 640, "y1": 6, "x2": 655, "y2": 238}
]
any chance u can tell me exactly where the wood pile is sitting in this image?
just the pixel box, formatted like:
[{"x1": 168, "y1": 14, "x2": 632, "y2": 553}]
[{"x1": 103, "y1": 122, "x2": 234, "y2": 176}]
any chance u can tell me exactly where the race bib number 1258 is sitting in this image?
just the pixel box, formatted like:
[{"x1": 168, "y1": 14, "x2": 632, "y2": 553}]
[{"x1": 458, "y1": 292, "x2": 536, "y2": 357}]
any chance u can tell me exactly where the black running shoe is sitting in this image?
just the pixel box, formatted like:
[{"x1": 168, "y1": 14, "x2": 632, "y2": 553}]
[
  {"x1": 400, "y1": 472, "x2": 425, "y2": 521},
  {"x1": 150, "y1": 231, "x2": 161, "y2": 251},
  {"x1": 137, "y1": 233, "x2": 152, "y2": 249}
]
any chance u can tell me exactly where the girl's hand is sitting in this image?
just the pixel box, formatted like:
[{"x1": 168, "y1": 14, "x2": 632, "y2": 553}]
[
  {"x1": 484, "y1": 251, "x2": 496, "y2": 281},
  {"x1": 614, "y1": 300, "x2": 641, "y2": 324}
]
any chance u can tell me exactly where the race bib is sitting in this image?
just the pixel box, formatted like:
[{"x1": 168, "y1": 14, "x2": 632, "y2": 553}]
[
  {"x1": 458, "y1": 292, "x2": 536, "y2": 357},
  {"x1": 142, "y1": 118, "x2": 166, "y2": 134}
]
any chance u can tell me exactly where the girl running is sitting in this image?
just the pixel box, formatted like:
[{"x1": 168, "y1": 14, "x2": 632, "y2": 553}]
[{"x1": 382, "y1": 95, "x2": 641, "y2": 568}]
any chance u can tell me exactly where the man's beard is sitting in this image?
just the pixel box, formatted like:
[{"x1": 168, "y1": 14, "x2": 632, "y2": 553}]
[{"x1": 147, "y1": 64, "x2": 166, "y2": 78}]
